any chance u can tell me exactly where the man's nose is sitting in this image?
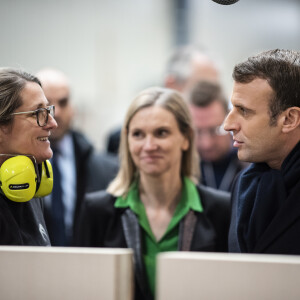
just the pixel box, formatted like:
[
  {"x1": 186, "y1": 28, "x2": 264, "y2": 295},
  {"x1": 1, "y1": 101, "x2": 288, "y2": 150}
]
[
  {"x1": 223, "y1": 110, "x2": 236, "y2": 132},
  {"x1": 197, "y1": 133, "x2": 214, "y2": 150}
]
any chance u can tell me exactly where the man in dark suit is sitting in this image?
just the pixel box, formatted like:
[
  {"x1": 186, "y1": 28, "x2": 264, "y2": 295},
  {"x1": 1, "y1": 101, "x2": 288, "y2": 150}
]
[
  {"x1": 224, "y1": 49, "x2": 300, "y2": 254},
  {"x1": 36, "y1": 68, "x2": 118, "y2": 246}
]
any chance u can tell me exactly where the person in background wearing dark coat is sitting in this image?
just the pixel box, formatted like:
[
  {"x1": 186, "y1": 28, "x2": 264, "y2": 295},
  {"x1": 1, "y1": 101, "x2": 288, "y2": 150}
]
[
  {"x1": 189, "y1": 81, "x2": 248, "y2": 192},
  {"x1": 36, "y1": 68, "x2": 118, "y2": 246},
  {"x1": 0, "y1": 68, "x2": 57, "y2": 245},
  {"x1": 224, "y1": 49, "x2": 300, "y2": 254},
  {"x1": 77, "y1": 87, "x2": 230, "y2": 300}
]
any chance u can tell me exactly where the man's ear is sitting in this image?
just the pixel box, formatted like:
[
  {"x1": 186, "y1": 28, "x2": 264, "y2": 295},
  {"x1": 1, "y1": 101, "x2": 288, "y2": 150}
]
[
  {"x1": 281, "y1": 107, "x2": 300, "y2": 133},
  {"x1": 164, "y1": 75, "x2": 183, "y2": 92}
]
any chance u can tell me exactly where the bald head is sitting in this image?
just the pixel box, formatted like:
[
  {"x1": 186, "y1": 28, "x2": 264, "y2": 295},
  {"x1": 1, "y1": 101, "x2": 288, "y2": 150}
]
[
  {"x1": 36, "y1": 68, "x2": 74, "y2": 143},
  {"x1": 164, "y1": 46, "x2": 220, "y2": 97},
  {"x1": 36, "y1": 68, "x2": 70, "y2": 89}
]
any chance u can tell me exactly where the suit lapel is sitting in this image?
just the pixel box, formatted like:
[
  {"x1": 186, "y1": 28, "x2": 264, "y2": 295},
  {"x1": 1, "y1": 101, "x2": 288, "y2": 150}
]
[{"x1": 178, "y1": 209, "x2": 218, "y2": 251}]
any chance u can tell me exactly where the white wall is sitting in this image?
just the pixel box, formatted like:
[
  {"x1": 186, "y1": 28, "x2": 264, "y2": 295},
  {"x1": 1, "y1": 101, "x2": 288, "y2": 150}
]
[
  {"x1": 0, "y1": 0, "x2": 173, "y2": 150},
  {"x1": 188, "y1": 0, "x2": 300, "y2": 96},
  {"x1": 0, "y1": 0, "x2": 299, "y2": 150}
]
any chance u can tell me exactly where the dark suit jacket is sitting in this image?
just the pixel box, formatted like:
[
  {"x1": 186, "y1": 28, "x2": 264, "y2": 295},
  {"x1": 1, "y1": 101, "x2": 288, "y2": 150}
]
[
  {"x1": 76, "y1": 184, "x2": 230, "y2": 300},
  {"x1": 106, "y1": 127, "x2": 121, "y2": 155},
  {"x1": 45, "y1": 130, "x2": 119, "y2": 246},
  {"x1": 201, "y1": 149, "x2": 248, "y2": 192}
]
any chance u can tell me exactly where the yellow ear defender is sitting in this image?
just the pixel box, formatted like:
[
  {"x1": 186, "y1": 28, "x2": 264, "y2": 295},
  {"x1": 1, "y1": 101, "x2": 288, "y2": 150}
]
[
  {"x1": 0, "y1": 155, "x2": 53, "y2": 202},
  {"x1": 35, "y1": 159, "x2": 53, "y2": 198}
]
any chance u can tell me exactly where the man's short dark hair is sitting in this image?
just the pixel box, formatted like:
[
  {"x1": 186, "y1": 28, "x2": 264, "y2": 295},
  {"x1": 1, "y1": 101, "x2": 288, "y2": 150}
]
[
  {"x1": 233, "y1": 49, "x2": 300, "y2": 124},
  {"x1": 189, "y1": 80, "x2": 229, "y2": 114}
]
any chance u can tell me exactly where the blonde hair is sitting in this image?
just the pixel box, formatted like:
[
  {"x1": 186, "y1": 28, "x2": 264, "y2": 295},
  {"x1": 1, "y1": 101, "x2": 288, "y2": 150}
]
[{"x1": 107, "y1": 86, "x2": 200, "y2": 197}]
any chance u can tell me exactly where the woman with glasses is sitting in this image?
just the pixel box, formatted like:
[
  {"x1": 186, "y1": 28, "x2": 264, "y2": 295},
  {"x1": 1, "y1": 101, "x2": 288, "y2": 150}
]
[
  {"x1": 0, "y1": 68, "x2": 57, "y2": 245},
  {"x1": 77, "y1": 87, "x2": 230, "y2": 300}
]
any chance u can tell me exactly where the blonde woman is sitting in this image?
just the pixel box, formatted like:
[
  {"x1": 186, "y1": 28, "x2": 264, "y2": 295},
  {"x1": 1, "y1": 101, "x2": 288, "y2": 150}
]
[{"x1": 77, "y1": 87, "x2": 230, "y2": 300}]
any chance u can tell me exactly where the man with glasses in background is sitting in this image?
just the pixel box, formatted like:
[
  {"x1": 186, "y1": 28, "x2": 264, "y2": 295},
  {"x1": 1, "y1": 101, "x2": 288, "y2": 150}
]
[
  {"x1": 36, "y1": 68, "x2": 118, "y2": 246},
  {"x1": 188, "y1": 80, "x2": 248, "y2": 192}
]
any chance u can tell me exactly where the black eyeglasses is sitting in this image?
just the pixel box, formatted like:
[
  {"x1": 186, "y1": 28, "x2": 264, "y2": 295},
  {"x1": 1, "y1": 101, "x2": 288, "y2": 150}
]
[{"x1": 11, "y1": 105, "x2": 55, "y2": 127}]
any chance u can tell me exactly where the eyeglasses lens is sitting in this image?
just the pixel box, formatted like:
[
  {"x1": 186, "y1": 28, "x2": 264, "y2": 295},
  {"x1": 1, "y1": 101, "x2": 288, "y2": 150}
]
[{"x1": 38, "y1": 109, "x2": 47, "y2": 127}]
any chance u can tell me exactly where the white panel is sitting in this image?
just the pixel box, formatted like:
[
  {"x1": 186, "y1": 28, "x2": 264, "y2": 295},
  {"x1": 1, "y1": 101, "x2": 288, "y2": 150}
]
[
  {"x1": 157, "y1": 252, "x2": 300, "y2": 300},
  {"x1": 0, "y1": 247, "x2": 133, "y2": 300}
]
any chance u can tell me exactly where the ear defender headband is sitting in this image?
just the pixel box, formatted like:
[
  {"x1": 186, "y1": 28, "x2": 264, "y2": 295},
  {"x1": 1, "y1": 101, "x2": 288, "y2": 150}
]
[{"x1": 0, "y1": 155, "x2": 53, "y2": 202}]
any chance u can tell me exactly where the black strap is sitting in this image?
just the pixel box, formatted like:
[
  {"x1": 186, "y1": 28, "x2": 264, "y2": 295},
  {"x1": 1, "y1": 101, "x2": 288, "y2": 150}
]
[
  {"x1": 178, "y1": 210, "x2": 197, "y2": 251},
  {"x1": 121, "y1": 209, "x2": 152, "y2": 300}
]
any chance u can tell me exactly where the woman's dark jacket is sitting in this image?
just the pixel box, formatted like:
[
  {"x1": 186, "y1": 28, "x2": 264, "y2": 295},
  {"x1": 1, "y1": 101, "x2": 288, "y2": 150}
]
[
  {"x1": 76, "y1": 184, "x2": 230, "y2": 300},
  {"x1": 0, "y1": 194, "x2": 50, "y2": 246}
]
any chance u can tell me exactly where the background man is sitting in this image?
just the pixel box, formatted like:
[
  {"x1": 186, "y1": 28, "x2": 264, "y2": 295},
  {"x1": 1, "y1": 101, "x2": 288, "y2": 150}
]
[
  {"x1": 106, "y1": 45, "x2": 221, "y2": 155},
  {"x1": 189, "y1": 81, "x2": 247, "y2": 192},
  {"x1": 37, "y1": 68, "x2": 118, "y2": 246},
  {"x1": 224, "y1": 49, "x2": 300, "y2": 254},
  {"x1": 163, "y1": 45, "x2": 220, "y2": 96}
]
